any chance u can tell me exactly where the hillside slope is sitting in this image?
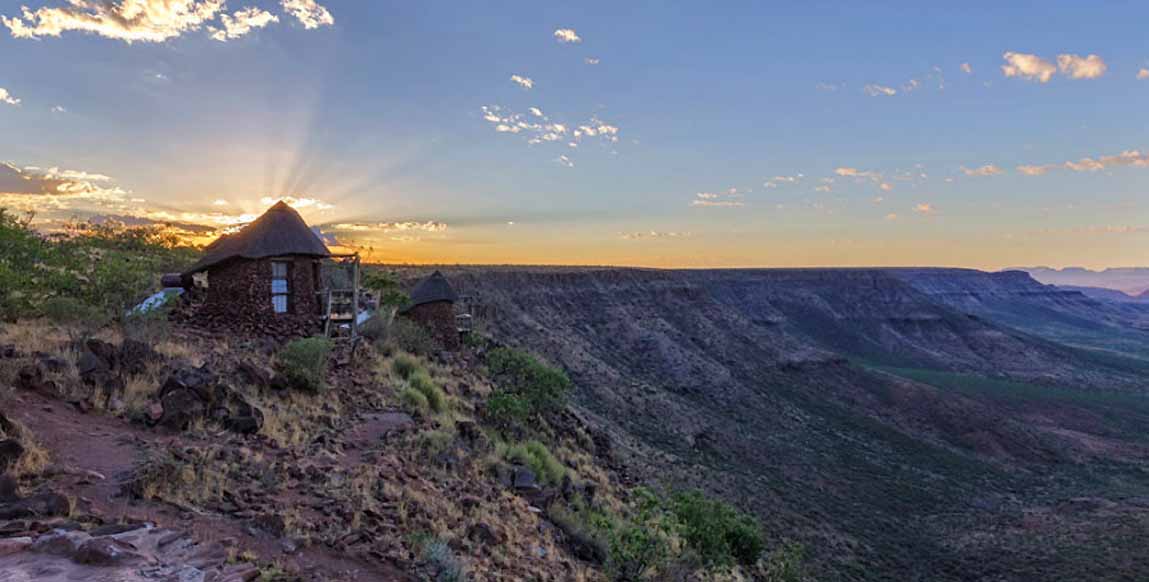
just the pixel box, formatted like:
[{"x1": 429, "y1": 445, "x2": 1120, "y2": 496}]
[{"x1": 437, "y1": 267, "x2": 1149, "y2": 581}]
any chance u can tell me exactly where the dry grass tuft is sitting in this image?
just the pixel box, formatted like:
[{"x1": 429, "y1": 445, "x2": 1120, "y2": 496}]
[
  {"x1": 125, "y1": 447, "x2": 226, "y2": 507},
  {"x1": 0, "y1": 320, "x2": 70, "y2": 354},
  {"x1": 0, "y1": 417, "x2": 50, "y2": 476}
]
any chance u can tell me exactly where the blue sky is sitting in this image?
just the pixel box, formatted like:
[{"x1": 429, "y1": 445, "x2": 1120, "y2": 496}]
[{"x1": 1, "y1": 1, "x2": 1148, "y2": 268}]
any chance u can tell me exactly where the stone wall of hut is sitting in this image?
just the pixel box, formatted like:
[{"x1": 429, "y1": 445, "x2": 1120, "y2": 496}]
[
  {"x1": 403, "y1": 301, "x2": 460, "y2": 351},
  {"x1": 179, "y1": 256, "x2": 322, "y2": 338}
]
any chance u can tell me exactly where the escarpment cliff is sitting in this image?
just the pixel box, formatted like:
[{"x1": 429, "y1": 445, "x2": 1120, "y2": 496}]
[{"x1": 428, "y1": 266, "x2": 1149, "y2": 581}]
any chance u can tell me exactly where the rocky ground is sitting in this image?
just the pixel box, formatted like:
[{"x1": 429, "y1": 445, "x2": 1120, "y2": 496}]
[{"x1": 0, "y1": 321, "x2": 627, "y2": 581}]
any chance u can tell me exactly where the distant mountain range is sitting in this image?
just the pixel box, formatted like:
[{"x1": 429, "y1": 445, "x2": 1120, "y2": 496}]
[{"x1": 1013, "y1": 267, "x2": 1149, "y2": 297}]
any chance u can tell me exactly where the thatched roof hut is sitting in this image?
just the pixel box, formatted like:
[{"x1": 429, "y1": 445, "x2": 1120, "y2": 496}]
[{"x1": 180, "y1": 202, "x2": 331, "y2": 335}]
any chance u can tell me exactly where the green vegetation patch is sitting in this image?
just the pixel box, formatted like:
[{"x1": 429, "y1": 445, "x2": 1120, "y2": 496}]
[
  {"x1": 499, "y1": 439, "x2": 566, "y2": 485},
  {"x1": 275, "y1": 337, "x2": 333, "y2": 393}
]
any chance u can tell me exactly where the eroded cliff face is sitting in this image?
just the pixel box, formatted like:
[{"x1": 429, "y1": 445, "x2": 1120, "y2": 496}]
[
  {"x1": 428, "y1": 266, "x2": 1149, "y2": 581},
  {"x1": 890, "y1": 267, "x2": 1149, "y2": 357}
]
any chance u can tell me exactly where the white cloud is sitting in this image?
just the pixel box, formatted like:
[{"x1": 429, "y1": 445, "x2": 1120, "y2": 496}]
[
  {"x1": 1138, "y1": 68, "x2": 1149, "y2": 80},
  {"x1": 691, "y1": 188, "x2": 744, "y2": 208},
  {"x1": 259, "y1": 195, "x2": 335, "y2": 211},
  {"x1": 815, "y1": 82, "x2": 840, "y2": 92},
  {"x1": 555, "y1": 155, "x2": 574, "y2": 168},
  {"x1": 553, "y1": 28, "x2": 581, "y2": 43},
  {"x1": 1056, "y1": 53, "x2": 1107, "y2": 80},
  {"x1": 960, "y1": 62, "x2": 973, "y2": 74},
  {"x1": 50, "y1": 105, "x2": 65, "y2": 113},
  {"x1": 764, "y1": 174, "x2": 803, "y2": 188},
  {"x1": 1017, "y1": 149, "x2": 1149, "y2": 176},
  {"x1": 510, "y1": 74, "x2": 534, "y2": 90},
  {"x1": 209, "y1": 6, "x2": 277, "y2": 41},
  {"x1": 481, "y1": 105, "x2": 622, "y2": 165},
  {"x1": 211, "y1": 199, "x2": 229, "y2": 206},
  {"x1": 1016, "y1": 164, "x2": 1055, "y2": 176},
  {"x1": 1001, "y1": 52, "x2": 1057, "y2": 83},
  {"x1": 863, "y1": 84, "x2": 897, "y2": 97},
  {"x1": 2, "y1": 0, "x2": 225, "y2": 43},
  {"x1": 0, "y1": 88, "x2": 19, "y2": 106},
  {"x1": 584, "y1": 57, "x2": 600, "y2": 65},
  {"x1": 914, "y1": 203, "x2": 936, "y2": 215},
  {"x1": 834, "y1": 167, "x2": 882, "y2": 181},
  {"x1": 621, "y1": 231, "x2": 691, "y2": 240},
  {"x1": 329, "y1": 221, "x2": 446, "y2": 233},
  {"x1": 0, "y1": 162, "x2": 130, "y2": 213},
  {"x1": 879, "y1": 182, "x2": 893, "y2": 192},
  {"x1": 960, "y1": 164, "x2": 1004, "y2": 177},
  {"x1": 280, "y1": 0, "x2": 333, "y2": 29}
]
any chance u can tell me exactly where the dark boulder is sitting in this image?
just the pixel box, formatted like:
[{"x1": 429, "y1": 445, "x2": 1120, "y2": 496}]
[
  {"x1": 36, "y1": 355, "x2": 68, "y2": 374},
  {"x1": 0, "y1": 345, "x2": 18, "y2": 359},
  {"x1": 0, "y1": 440, "x2": 25, "y2": 475},
  {"x1": 234, "y1": 361, "x2": 274, "y2": 389},
  {"x1": 160, "y1": 366, "x2": 217, "y2": 402},
  {"x1": 0, "y1": 492, "x2": 72, "y2": 520},
  {"x1": 158, "y1": 387, "x2": 208, "y2": 431},
  {"x1": 119, "y1": 339, "x2": 160, "y2": 376},
  {"x1": 466, "y1": 522, "x2": 504, "y2": 546},
  {"x1": 88, "y1": 522, "x2": 147, "y2": 537},
  {"x1": 15, "y1": 364, "x2": 57, "y2": 396},
  {"x1": 512, "y1": 466, "x2": 539, "y2": 491},
  {"x1": 79, "y1": 339, "x2": 118, "y2": 375},
  {"x1": 74, "y1": 537, "x2": 147, "y2": 566},
  {"x1": 0, "y1": 474, "x2": 20, "y2": 502}
]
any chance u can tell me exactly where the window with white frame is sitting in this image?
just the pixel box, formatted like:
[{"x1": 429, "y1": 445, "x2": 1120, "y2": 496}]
[{"x1": 271, "y1": 261, "x2": 290, "y2": 313}]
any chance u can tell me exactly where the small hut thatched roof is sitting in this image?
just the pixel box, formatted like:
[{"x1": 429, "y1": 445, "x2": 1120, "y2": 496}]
[
  {"x1": 184, "y1": 201, "x2": 331, "y2": 274},
  {"x1": 402, "y1": 270, "x2": 458, "y2": 312}
]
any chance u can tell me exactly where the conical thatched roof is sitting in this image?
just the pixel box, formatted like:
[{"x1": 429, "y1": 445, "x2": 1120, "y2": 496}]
[
  {"x1": 184, "y1": 201, "x2": 331, "y2": 274},
  {"x1": 402, "y1": 270, "x2": 458, "y2": 311}
]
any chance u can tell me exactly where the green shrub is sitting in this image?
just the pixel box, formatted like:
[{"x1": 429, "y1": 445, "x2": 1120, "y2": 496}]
[
  {"x1": 361, "y1": 314, "x2": 390, "y2": 343},
  {"x1": 274, "y1": 337, "x2": 332, "y2": 393},
  {"x1": 391, "y1": 318, "x2": 438, "y2": 355},
  {"x1": 410, "y1": 371, "x2": 446, "y2": 414},
  {"x1": 420, "y1": 537, "x2": 467, "y2": 582},
  {"x1": 550, "y1": 491, "x2": 672, "y2": 578},
  {"x1": 0, "y1": 209, "x2": 196, "y2": 321},
  {"x1": 398, "y1": 386, "x2": 429, "y2": 415},
  {"x1": 391, "y1": 353, "x2": 421, "y2": 380},
  {"x1": 418, "y1": 428, "x2": 455, "y2": 460},
  {"x1": 485, "y1": 347, "x2": 571, "y2": 422},
  {"x1": 501, "y1": 439, "x2": 566, "y2": 485},
  {"x1": 669, "y1": 490, "x2": 764, "y2": 568},
  {"x1": 485, "y1": 391, "x2": 531, "y2": 428}
]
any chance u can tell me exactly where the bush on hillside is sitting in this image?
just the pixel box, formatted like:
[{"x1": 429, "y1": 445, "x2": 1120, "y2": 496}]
[
  {"x1": 391, "y1": 353, "x2": 421, "y2": 380},
  {"x1": 275, "y1": 337, "x2": 333, "y2": 393},
  {"x1": 410, "y1": 371, "x2": 447, "y2": 414},
  {"x1": 500, "y1": 439, "x2": 566, "y2": 485},
  {"x1": 485, "y1": 347, "x2": 571, "y2": 424},
  {"x1": 391, "y1": 317, "x2": 438, "y2": 355},
  {"x1": 485, "y1": 391, "x2": 532, "y2": 429},
  {"x1": 669, "y1": 490, "x2": 765, "y2": 568},
  {"x1": 550, "y1": 488, "x2": 673, "y2": 579},
  {"x1": 398, "y1": 386, "x2": 430, "y2": 415}
]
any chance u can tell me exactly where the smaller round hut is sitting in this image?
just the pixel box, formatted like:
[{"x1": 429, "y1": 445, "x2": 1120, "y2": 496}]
[{"x1": 400, "y1": 271, "x2": 460, "y2": 350}]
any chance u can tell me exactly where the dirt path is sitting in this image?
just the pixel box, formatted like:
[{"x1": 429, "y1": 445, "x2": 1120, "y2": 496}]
[
  {"x1": 5, "y1": 391, "x2": 153, "y2": 520},
  {"x1": 4, "y1": 391, "x2": 413, "y2": 580}
]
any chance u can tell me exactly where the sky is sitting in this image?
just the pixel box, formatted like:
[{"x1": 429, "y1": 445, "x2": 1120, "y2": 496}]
[{"x1": 1, "y1": 1, "x2": 1148, "y2": 269}]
